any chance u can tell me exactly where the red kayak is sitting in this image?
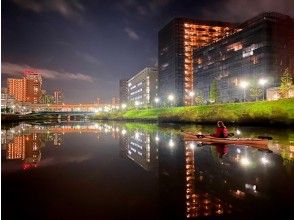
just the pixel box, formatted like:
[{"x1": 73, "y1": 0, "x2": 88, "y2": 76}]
[{"x1": 184, "y1": 132, "x2": 269, "y2": 148}]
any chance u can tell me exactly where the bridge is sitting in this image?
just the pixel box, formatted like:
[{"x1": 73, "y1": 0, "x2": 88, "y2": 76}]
[{"x1": 32, "y1": 103, "x2": 119, "y2": 113}]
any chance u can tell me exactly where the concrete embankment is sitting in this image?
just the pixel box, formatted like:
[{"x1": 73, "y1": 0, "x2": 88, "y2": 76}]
[{"x1": 1, "y1": 113, "x2": 59, "y2": 123}]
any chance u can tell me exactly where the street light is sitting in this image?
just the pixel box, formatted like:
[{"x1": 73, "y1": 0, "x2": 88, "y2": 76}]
[
  {"x1": 258, "y1": 78, "x2": 268, "y2": 101},
  {"x1": 168, "y1": 94, "x2": 175, "y2": 107},
  {"x1": 154, "y1": 97, "x2": 160, "y2": 107},
  {"x1": 240, "y1": 81, "x2": 249, "y2": 102},
  {"x1": 189, "y1": 91, "x2": 195, "y2": 106},
  {"x1": 134, "y1": 101, "x2": 140, "y2": 107},
  {"x1": 121, "y1": 103, "x2": 127, "y2": 109}
]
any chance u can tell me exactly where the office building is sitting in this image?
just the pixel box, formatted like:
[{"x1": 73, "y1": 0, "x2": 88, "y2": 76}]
[
  {"x1": 119, "y1": 79, "x2": 128, "y2": 104},
  {"x1": 127, "y1": 67, "x2": 158, "y2": 107},
  {"x1": 7, "y1": 70, "x2": 43, "y2": 104},
  {"x1": 193, "y1": 12, "x2": 294, "y2": 102},
  {"x1": 158, "y1": 18, "x2": 235, "y2": 105}
]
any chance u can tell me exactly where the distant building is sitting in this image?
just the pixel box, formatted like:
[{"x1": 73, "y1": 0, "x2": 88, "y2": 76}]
[
  {"x1": 127, "y1": 67, "x2": 158, "y2": 107},
  {"x1": 193, "y1": 12, "x2": 294, "y2": 102},
  {"x1": 111, "y1": 97, "x2": 119, "y2": 106},
  {"x1": 7, "y1": 78, "x2": 27, "y2": 102},
  {"x1": 119, "y1": 79, "x2": 128, "y2": 104},
  {"x1": 266, "y1": 86, "x2": 294, "y2": 100},
  {"x1": 158, "y1": 18, "x2": 235, "y2": 106},
  {"x1": 1, "y1": 87, "x2": 16, "y2": 111},
  {"x1": 7, "y1": 70, "x2": 43, "y2": 104},
  {"x1": 53, "y1": 90, "x2": 63, "y2": 104},
  {"x1": 23, "y1": 70, "x2": 42, "y2": 104}
]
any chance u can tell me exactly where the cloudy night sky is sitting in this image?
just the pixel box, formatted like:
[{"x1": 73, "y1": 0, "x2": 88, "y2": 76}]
[{"x1": 2, "y1": 0, "x2": 294, "y2": 103}]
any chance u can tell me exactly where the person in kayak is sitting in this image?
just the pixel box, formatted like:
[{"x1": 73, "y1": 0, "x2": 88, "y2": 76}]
[{"x1": 211, "y1": 121, "x2": 229, "y2": 138}]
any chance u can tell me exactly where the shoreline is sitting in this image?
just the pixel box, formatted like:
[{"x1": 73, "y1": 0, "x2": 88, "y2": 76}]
[
  {"x1": 90, "y1": 98, "x2": 294, "y2": 127},
  {"x1": 2, "y1": 98, "x2": 294, "y2": 127}
]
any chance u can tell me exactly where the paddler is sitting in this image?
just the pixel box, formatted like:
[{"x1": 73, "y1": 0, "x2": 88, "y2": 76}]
[{"x1": 211, "y1": 121, "x2": 229, "y2": 138}]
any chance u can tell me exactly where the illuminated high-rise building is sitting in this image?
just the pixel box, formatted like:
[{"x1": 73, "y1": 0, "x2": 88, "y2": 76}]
[
  {"x1": 193, "y1": 12, "x2": 294, "y2": 102},
  {"x1": 158, "y1": 18, "x2": 235, "y2": 105},
  {"x1": 7, "y1": 78, "x2": 27, "y2": 102},
  {"x1": 7, "y1": 69, "x2": 42, "y2": 104}
]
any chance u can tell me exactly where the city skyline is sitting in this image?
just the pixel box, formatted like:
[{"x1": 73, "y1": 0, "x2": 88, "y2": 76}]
[{"x1": 2, "y1": 0, "x2": 294, "y2": 103}]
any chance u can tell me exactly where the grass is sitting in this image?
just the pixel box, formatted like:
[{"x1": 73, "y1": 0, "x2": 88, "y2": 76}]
[{"x1": 92, "y1": 98, "x2": 294, "y2": 125}]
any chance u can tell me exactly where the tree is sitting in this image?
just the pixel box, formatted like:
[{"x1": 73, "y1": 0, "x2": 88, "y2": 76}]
[
  {"x1": 209, "y1": 80, "x2": 219, "y2": 103},
  {"x1": 279, "y1": 68, "x2": 293, "y2": 98},
  {"x1": 194, "y1": 95, "x2": 204, "y2": 105},
  {"x1": 249, "y1": 86, "x2": 263, "y2": 101}
]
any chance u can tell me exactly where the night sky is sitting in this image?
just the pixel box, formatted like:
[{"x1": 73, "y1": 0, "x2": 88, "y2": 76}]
[{"x1": 2, "y1": 0, "x2": 294, "y2": 103}]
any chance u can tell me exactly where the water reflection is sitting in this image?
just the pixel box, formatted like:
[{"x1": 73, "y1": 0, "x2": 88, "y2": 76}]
[{"x1": 2, "y1": 122, "x2": 294, "y2": 219}]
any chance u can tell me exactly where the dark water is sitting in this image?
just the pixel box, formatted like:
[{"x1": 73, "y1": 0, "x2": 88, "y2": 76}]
[{"x1": 2, "y1": 122, "x2": 294, "y2": 220}]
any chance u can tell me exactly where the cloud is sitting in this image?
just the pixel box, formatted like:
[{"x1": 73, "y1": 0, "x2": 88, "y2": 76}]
[
  {"x1": 124, "y1": 27, "x2": 139, "y2": 40},
  {"x1": 75, "y1": 51, "x2": 100, "y2": 65},
  {"x1": 11, "y1": 0, "x2": 85, "y2": 22},
  {"x1": 116, "y1": 0, "x2": 173, "y2": 17},
  {"x1": 200, "y1": 0, "x2": 294, "y2": 22},
  {"x1": 147, "y1": 0, "x2": 172, "y2": 14},
  {"x1": 1, "y1": 62, "x2": 93, "y2": 83}
]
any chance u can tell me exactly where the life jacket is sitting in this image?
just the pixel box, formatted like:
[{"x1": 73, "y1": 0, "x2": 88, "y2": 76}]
[{"x1": 214, "y1": 127, "x2": 228, "y2": 138}]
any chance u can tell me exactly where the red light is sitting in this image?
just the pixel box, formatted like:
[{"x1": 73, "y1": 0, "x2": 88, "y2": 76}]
[
  {"x1": 22, "y1": 163, "x2": 38, "y2": 170},
  {"x1": 23, "y1": 69, "x2": 37, "y2": 75}
]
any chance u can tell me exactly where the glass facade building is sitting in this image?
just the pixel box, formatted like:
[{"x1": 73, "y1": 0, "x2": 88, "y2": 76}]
[
  {"x1": 193, "y1": 12, "x2": 294, "y2": 102},
  {"x1": 127, "y1": 67, "x2": 158, "y2": 107},
  {"x1": 158, "y1": 18, "x2": 235, "y2": 106}
]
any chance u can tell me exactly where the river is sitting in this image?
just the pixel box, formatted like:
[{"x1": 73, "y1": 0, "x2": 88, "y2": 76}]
[{"x1": 1, "y1": 121, "x2": 294, "y2": 219}]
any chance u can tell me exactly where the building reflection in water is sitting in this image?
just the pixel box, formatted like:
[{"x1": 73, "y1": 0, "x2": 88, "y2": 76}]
[
  {"x1": 6, "y1": 133, "x2": 42, "y2": 170},
  {"x1": 2, "y1": 122, "x2": 294, "y2": 218},
  {"x1": 119, "y1": 130, "x2": 158, "y2": 172},
  {"x1": 185, "y1": 142, "x2": 232, "y2": 218}
]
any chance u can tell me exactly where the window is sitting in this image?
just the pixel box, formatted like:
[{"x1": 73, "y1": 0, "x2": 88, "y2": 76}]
[{"x1": 227, "y1": 42, "x2": 243, "y2": 51}]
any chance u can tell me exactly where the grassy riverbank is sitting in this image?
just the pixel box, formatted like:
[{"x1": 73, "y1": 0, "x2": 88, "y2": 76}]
[{"x1": 91, "y1": 98, "x2": 294, "y2": 126}]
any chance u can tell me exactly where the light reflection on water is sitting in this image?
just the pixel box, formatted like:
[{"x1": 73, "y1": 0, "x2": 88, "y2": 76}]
[{"x1": 1, "y1": 122, "x2": 294, "y2": 219}]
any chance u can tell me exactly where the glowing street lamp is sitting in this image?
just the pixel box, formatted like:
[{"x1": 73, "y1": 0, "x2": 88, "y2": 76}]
[
  {"x1": 189, "y1": 91, "x2": 195, "y2": 105},
  {"x1": 154, "y1": 97, "x2": 160, "y2": 107},
  {"x1": 121, "y1": 103, "x2": 127, "y2": 109},
  {"x1": 168, "y1": 94, "x2": 175, "y2": 106},
  {"x1": 258, "y1": 78, "x2": 268, "y2": 101},
  {"x1": 240, "y1": 81, "x2": 249, "y2": 101}
]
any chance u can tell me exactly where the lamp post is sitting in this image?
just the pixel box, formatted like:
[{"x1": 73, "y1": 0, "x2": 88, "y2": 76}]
[
  {"x1": 154, "y1": 97, "x2": 160, "y2": 107},
  {"x1": 258, "y1": 78, "x2": 268, "y2": 101},
  {"x1": 189, "y1": 91, "x2": 195, "y2": 106},
  {"x1": 240, "y1": 81, "x2": 249, "y2": 102},
  {"x1": 168, "y1": 94, "x2": 175, "y2": 107},
  {"x1": 134, "y1": 101, "x2": 140, "y2": 108},
  {"x1": 121, "y1": 103, "x2": 127, "y2": 109}
]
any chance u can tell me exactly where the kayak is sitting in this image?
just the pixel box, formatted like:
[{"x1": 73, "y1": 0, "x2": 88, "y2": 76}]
[{"x1": 184, "y1": 133, "x2": 269, "y2": 147}]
